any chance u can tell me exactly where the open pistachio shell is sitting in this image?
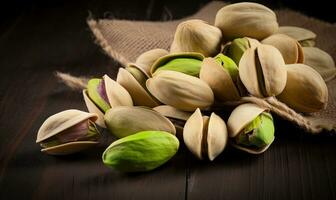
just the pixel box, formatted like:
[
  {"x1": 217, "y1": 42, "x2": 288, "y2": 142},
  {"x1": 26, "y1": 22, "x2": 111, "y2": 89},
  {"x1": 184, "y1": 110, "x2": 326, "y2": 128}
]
[
  {"x1": 126, "y1": 63, "x2": 150, "y2": 82},
  {"x1": 104, "y1": 106, "x2": 176, "y2": 138},
  {"x1": 170, "y1": 19, "x2": 222, "y2": 57},
  {"x1": 200, "y1": 57, "x2": 240, "y2": 102},
  {"x1": 135, "y1": 48, "x2": 169, "y2": 76},
  {"x1": 153, "y1": 105, "x2": 191, "y2": 121},
  {"x1": 183, "y1": 108, "x2": 227, "y2": 161},
  {"x1": 277, "y1": 64, "x2": 328, "y2": 113},
  {"x1": 146, "y1": 70, "x2": 214, "y2": 111},
  {"x1": 239, "y1": 44, "x2": 287, "y2": 97},
  {"x1": 223, "y1": 37, "x2": 260, "y2": 65},
  {"x1": 262, "y1": 34, "x2": 304, "y2": 64},
  {"x1": 303, "y1": 47, "x2": 336, "y2": 82},
  {"x1": 117, "y1": 68, "x2": 160, "y2": 107},
  {"x1": 215, "y1": 2, "x2": 278, "y2": 40},
  {"x1": 83, "y1": 90, "x2": 105, "y2": 127},
  {"x1": 277, "y1": 26, "x2": 316, "y2": 47}
]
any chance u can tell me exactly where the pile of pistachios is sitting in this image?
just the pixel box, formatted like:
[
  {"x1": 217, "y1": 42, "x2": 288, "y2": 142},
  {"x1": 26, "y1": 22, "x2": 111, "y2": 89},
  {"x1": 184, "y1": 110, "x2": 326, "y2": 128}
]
[{"x1": 36, "y1": 2, "x2": 335, "y2": 172}]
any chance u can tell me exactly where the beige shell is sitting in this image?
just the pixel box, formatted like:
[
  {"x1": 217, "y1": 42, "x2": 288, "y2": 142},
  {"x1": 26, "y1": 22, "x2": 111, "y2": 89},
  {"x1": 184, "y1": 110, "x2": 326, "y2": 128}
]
[
  {"x1": 262, "y1": 34, "x2": 304, "y2": 64},
  {"x1": 83, "y1": 74, "x2": 133, "y2": 128},
  {"x1": 239, "y1": 44, "x2": 287, "y2": 97},
  {"x1": 104, "y1": 106, "x2": 176, "y2": 138},
  {"x1": 277, "y1": 64, "x2": 328, "y2": 113},
  {"x1": 153, "y1": 105, "x2": 191, "y2": 121},
  {"x1": 135, "y1": 48, "x2": 169, "y2": 76},
  {"x1": 36, "y1": 109, "x2": 98, "y2": 154},
  {"x1": 277, "y1": 26, "x2": 316, "y2": 47},
  {"x1": 303, "y1": 47, "x2": 336, "y2": 82},
  {"x1": 183, "y1": 108, "x2": 228, "y2": 161},
  {"x1": 127, "y1": 63, "x2": 150, "y2": 80},
  {"x1": 215, "y1": 2, "x2": 278, "y2": 40},
  {"x1": 200, "y1": 57, "x2": 240, "y2": 102},
  {"x1": 117, "y1": 68, "x2": 160, "y2": 107},
  {"x1": 170, "y1": 19, "x2": 222, "y2": 57},
  {"x1": 146, "y1": 70, "x2": 214, "y2": 111}
]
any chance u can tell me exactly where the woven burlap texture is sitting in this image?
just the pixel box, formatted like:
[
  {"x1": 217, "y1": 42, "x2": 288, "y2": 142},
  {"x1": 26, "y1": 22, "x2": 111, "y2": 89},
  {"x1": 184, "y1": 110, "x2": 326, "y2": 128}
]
[{"x1": 86, "y1": 1, "x2": 336, "y2": 134}]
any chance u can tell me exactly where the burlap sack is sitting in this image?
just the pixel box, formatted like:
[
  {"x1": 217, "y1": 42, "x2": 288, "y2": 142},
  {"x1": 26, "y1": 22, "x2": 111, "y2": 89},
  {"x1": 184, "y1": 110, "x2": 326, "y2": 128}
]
[{"x1": 71, "y1": 1, "x2": 336, "y2": 133}]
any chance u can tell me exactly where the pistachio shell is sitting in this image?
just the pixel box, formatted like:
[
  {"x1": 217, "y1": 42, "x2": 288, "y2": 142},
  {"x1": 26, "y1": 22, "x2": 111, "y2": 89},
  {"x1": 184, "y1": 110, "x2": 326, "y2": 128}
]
[
  {"x1": 277, "y1": 26, "x2": 316, "y2": 47},
  {"x1": 83, "y1": 90, "x2": 106, "y2": 127},
  {"x1": 277, "y1": 64, "x2": 328, "y2": 113},
  {"x1": 223, "y1": 37, "x2": 260, "y2": 65},
  {"x1": 230, "y1": 142, "x2": 272, "y2": 155},
  {"x1": 135, "y1": 49, "x2": 169, "y2": 75},
  {"x1": 104, "y1": 106, "x2": 176, "y2": 138},
  {"x1": 215, "y1": 2, "x2": 278, "y2": 40},
  {"x1": 183, "y1": 108, "x2": 227, "y2": 161},
  {"x1": 146, "y1": 71, "x2": 214, "y2": 111},
  {"x1": 170, "y1": 19, "x2": 222, "y2": 57},
  {"x1": 127, "y1": 63, "x2": 150, "y2": 81},
  {"x1": 153, "y1": 105, "x2": 191, "y2": 121},
  {"x1": 117, "y1": 68, "x2": 160, "y2": 107},
  {"x1": 239, "y1": 44, "x2": 287, "y2": 97},
  {"x1": 262, "y1": 34, "x2": 304, "y2": 64},
  {"x1": 303, "y1": 47, "x2": 336, "y2": 82},
  {"x1": 200, "y1": 57, "x2": 240, "y2": 101},
  {"x1": 41, "y1": 141, "x2": 98, "y2": 155}
]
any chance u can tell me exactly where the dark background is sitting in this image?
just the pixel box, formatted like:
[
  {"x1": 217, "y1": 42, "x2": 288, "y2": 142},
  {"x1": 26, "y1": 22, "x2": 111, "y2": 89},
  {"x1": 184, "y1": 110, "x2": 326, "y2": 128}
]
[{"x1": 0, "y1": 0, "x2": 335, "y2": 200}]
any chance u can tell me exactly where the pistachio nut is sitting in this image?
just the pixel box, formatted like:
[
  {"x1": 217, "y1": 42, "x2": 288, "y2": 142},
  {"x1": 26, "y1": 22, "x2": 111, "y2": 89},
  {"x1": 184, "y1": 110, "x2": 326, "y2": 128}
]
[
  {"x1": 104, "y1": 106, "x2": 176, "y2": 138},
  {"x1": 153, "y1": 105, "x2": 191, "y2": 121},
  {"x1": 125, "y1": 64, "x2": 149, "y2": 88},
  {"x1": 239, "y1": 44, "x2": 287, "y2": 97},
  {"x1": 277, "y1": 64, "x2": 328, "y2": 113},
  {"x1": 277, "y1": 26, "x2": 316, "y2": 47},
  {"x1": 170, "y1": 19, "x2": 222, "y2": 57},
  {"x1": 102, "y1": 131, "x2": 179, "y2": 172},
  {"x1": 223, "y1": 37, "x2": 260, "y2": 65},
  {"x1": 215, "y1": 2, "x2": 278, "y2": 40},
  {"x1": 117, "y1": 68, "x2": 160, "y2": 107},
  {"x1": 83, "y1": 74, "x2": 133, "y2": 127},
  {"x1": 262, "y1": 34, "x2": 304, "y2": 64},
  {"x1": 150, "y1": 52, "x2": 204, "y2": 77},
  {"x1": 146, "y1": 70, "x2": 214, "y2": 111},
  {"x1": 183, "y1": 108, "x2": 228, "y2": 161},
  {"x1": 227, "y1": 103, "x2": 275, "y2": 154},
  {"x1": 36, "y1": 109, "x2": 100, "y2": 155},
  {"x1": 200, "y1": 55, "x2": 240, "y2": 102},
  {"x1": 135, "y1": 48, "x2": 169, "y2": 75},
  {"x1": 303, "y1": 47, "x2": 336, "y2": 82}
]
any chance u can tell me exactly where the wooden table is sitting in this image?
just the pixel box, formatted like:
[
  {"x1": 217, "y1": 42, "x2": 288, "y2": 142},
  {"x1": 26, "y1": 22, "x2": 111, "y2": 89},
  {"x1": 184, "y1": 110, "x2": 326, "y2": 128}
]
[{"x1": 1, "y1": 1, "x2": 335, "y2": 199}]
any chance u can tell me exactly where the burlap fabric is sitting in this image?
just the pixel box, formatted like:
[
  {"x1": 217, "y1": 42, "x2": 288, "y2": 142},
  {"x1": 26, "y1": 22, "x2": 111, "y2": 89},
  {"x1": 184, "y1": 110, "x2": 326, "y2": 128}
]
[{"x1": 83, "y1": 1, "x2": 336, "y2": 133}]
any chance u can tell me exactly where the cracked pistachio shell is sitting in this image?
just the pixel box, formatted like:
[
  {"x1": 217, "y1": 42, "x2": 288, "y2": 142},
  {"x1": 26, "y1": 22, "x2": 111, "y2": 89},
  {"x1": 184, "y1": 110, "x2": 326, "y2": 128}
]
[
  {"x1": 200, "y1": 57, "x2": 240, "y2": 102},
  {"x1": 126, "y1": 63, "x2": 150, "y2": 83},
  {"x1": 239, "y1": 44, "x2": 287, "y2": 97},
  {"x1": 277, "y1": 26, "x2": 316, "y2": 47},
  {"x1": 303, "y1": 47, "x2": 336, "y2": 82},
  {"x1": 36, "y1": 109, "x2": 99, "y2": 155},
  {"x1": 183, "y1": 108, "x2": 228, "y2": 161},
  {"x1": 146, "y1": 70, "x2": 214, "y2": 111},
  {"x1": 102, "y1": 131, "x2": 179, "y2": 172},
  {"x1": 170, "y1": 19, "x2": 222, "y2": 57},
  {"x1": 83, "y1": 75, "x2": 133, "y2": 128},
  {"x1": 104, "y1": 106, "x2": 176, "y2": 138},
  {"x1": 117, "y1": 68, "x2": 160, "y2": 107},
  {"x1": 135, "y1": 48, "x2": 169, "y2": 76},
  {"x1": 153, "y1": 105, "x2": 191, "y2": 121},
  {"x1": 277, "y1": 64, "x2": 328, "y2": 113},
  {"x1": 227, "y1": 103, "x2": 274, "y2": 154},
  {"x1": 262, "y1": 34, "x2": 304, "y2": 64},
  {"x1": 150, "y1": 52, "x2": 204, "y2": 77},
  {"x1": 223, "y1": 37, "x2": 260, "y2": 65},
  {"x1": 215, "y1": 2, "x2": 278, "y2": 40}
]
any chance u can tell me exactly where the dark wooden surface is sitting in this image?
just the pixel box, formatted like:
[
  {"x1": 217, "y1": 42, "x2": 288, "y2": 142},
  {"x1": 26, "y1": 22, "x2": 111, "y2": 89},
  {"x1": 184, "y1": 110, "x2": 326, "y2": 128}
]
[{"x1": 0, "y1": 1, "x2": 336, "y2": 199}]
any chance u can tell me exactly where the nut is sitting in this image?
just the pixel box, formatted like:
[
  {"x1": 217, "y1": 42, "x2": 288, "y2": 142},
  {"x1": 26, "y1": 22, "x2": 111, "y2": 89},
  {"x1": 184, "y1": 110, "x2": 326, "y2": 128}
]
[
  {"x1": 277, "y1": 26, "x2": 316, "y2": 47},
  {"x1": 135, "y1": 48, "x2": 169, "y2": 75},
  {"x1": 223, "y1": 37, "x2": 260, "y2": 65}
]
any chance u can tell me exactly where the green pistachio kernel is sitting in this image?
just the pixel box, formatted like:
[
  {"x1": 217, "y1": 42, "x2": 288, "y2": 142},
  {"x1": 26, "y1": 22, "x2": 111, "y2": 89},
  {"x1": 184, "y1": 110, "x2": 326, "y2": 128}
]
[
  {"x1": 87, "y1": 78, "x2": 110, "y2": 112},
  {"x1": 215, "y1": 53, "x2": 239, "y2": 81},
  {"x1": 154, "y1": 58, "x2": 202, "y2": 77},
  {"x1": 225, "y1": 38, "x2": 249, "y2": 65}
]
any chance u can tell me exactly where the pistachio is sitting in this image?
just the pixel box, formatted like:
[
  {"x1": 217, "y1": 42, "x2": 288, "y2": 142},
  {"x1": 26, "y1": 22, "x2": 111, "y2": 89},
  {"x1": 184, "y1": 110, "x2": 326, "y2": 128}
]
[
  {"x1": 277, "y1": 64, "x2": 328, "y2": 113},
  {"x1": 83, "y1": 74, "x2": 133, "y2": 127},
  {"x1": 227, "y1": 103, "x2": 275, "y2": 154},
  {"x1": 36, "y1": 109, "x2": 100, "y2": 155},
  {"x1": 125, "y1": 64, "x2": 149, "y2": 88},
  {"x1": 239, "y1": 44, "x2": 287, "y2": 97},
  {"x1": 215, "y1": 2, "x2": 278, "y2": 40},
  {"x1": 277, "y1": 26, "x2": 316, "y2": 47},
  {"x1": 146, "y1": 70, "x2": 214, "y2": 111},
  {"x1": 135, "y1": 48, "x2": 169, "y2": 75},
  {"x1": 104, "y1": 106, "x2": 176, "y2": 138},
  {"x1": 170, "y1": 19, "x2": 222, "y2": 57},
  {"x1": 262, "y1": 34, "x2": 304, "y2": 64},
  {"x1": 303, "y1": 47, "x2": 336, "y2": 82},
  {"x1": 183, "y1": 108, "x2": 228, "y2": 161},
  {"x1": 150, "y1": 52, "x2": 204, "y2": 77},
  {"x1": 153, "y1": 105, "x2": 191, "y2": 121},
  {"x1": 102, "y1": 131, "x2": 179, "y2": 172},
  {"x1": 223, "y1": 37, "x2": 260, "y2": 65},
  {"x1": 200, "y1": 55, "x2": 240, "y2": 101}
]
